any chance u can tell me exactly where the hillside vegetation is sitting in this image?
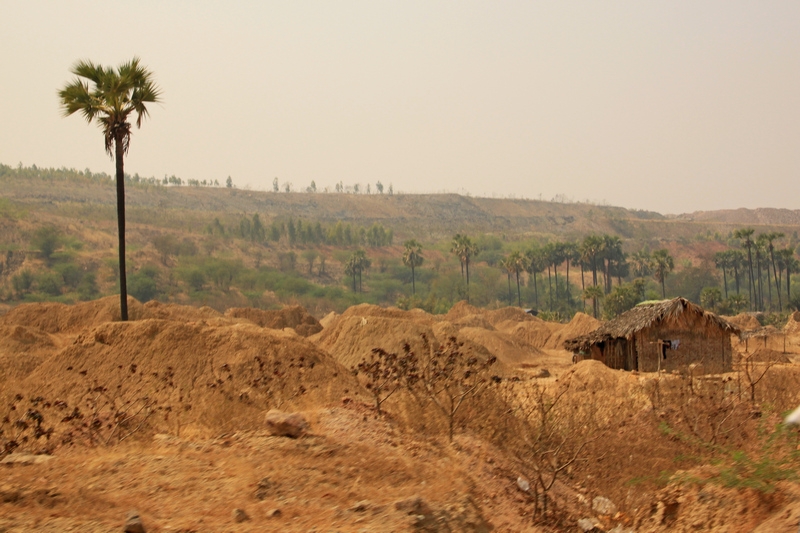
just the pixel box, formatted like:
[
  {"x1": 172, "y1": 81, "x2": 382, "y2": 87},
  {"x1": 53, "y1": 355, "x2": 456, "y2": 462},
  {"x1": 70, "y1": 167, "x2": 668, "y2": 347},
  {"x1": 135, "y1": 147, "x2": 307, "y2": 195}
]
[{"x1": 1, "y1": 163, "x2": 799, "y2": 320}]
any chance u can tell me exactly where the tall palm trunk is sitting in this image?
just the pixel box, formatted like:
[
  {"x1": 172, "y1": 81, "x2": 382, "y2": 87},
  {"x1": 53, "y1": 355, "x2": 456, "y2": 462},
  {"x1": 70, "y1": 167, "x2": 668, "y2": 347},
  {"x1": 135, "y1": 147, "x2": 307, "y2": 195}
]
[
  {"x1": 553, "y1": 263, "x2": 559, "y2": 307},
  {"x1": 411, "y1": 265, "x2": 416, "y2": 295},
  {"x1": 115, "y1": 136, "x2": 129, "y2": 321},
  {"x1": 533, "y1": 272, "x2": 539, "y2": 309},
  {"x1": 506, "y1": 272, "x2": 512, "y2": 303},
  {"x1": 733, "y1": 263, "x2": 740, "y2": 295},
  {"x1": 722, "y1": 267, "x2": 728, "y2": 299},
  {"x1": 746, "y1": 245, "x2": 755, "y2": 311},
  {"x1": 547, "y1": 266, "x2": 553, "y2": 310},
  {"x1": 565, "y1": 260, "x2": 572, "y2": 306},
  {"x1": 580, "y1": 263, "x2": 586, "y2": 312},
  {"x1": 770, "y1": 248, "x2": 782, "y2": 310},
  {"x1": 465, "y1": 257, "x2": 470, "y2": 303},
  {"x1": 756, "y1": 252, "x2": 763, "y2": 311},
  {"x1": 515, "y1": 271, "x2": 522, "y2": 307}
]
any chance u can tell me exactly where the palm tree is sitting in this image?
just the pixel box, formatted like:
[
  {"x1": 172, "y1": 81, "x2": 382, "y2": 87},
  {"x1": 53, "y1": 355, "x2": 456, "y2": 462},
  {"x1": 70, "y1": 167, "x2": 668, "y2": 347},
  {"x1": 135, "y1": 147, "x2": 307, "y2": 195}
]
[
  {"x1": 763, "y1": 232, "x2": 785, "y2": 310},
  {"x1": 500, "y1": 256, "x2": 514, "y2": 303},
  {"x1": 451, "y1": 234, "x2": 479, "y2": 303},
  {"x1": 729, "y1": 249, "x2": 745, "y2": 296},
  {"x1": 778, "y1": 247, "x2": 798, "y2": 307},
  {"x1": 562, "y1": 241, "x2": 580, "y2": 307},
  {"x1": 402, "y1": 240, "x2": 424, "y2": 296},
  {"x1": 59, "y1": 58, "x2": 161, "y2": 321},
  {"x1": 630, "y1": 249, "x2": 652, "y2": 278},
  {"x1": 713, "y1": 251, "x2": 730, "y2": 298},
  {"x1": 345, "y1": 250, "x2": 370, "y2": 293},
  {"x1": 651, "y1": 249, "x2": 674, "y2": 299},
  {"x1": 525, "y1": 246, "x2": 546, "y2": 310},
  {"x1": 507, "y1": 251, "x2": 529, "y2": 307},
  {"x1": 601, "y1": 235, "x2": 623, "y2": 294},
  {"x1": 733, "y1": 228, "x2": 756, "y2": 311},
  {"x1": 582, "y1": 285, "x2": 604, "y2": 319},
  {"x1": 580, "y1": 236, "x2": 604, "y2": 316}
]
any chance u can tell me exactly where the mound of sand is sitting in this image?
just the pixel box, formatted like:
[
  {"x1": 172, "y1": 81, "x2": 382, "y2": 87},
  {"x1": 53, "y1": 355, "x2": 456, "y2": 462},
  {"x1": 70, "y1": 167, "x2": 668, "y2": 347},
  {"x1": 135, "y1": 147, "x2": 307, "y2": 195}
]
[
  {"x1": 0, "y1": 296, "x2": 151, "y2": 335},
  {"x1": 785, "y1": 311, "x2": 800, "y2": 335},
  {"x1": 312, "y1": 315, "x2": 438, "y2": 369},
  {"x1": 0, "y1": 325, "x2": 61, "y2": 385},
  {"x1": 739, "y1": 347, "x2": 791, "y2": 364},
  {"x1": 455, "y1": 327, "x2": 544, "y2": 368},
  {"x1": 723, "y1": 313, "x2": 761, "y2": 331},
  {"x1": 339, "y1": 303, "x2": 437, "y2": 324},
  {"x1": 144, "y1": 301, "x2": 223, "y2": 321},
  {"x1": 445, "y1": 301, "x2": 483, "y2": 321},
  {"x1": 483, "y1": 306, "x2": 534, "y2": 327},
  {"x1": 450, "y1": 313, "x2": 496, "y2": 331},
  {"x1": 319, "y1": 311, "x2": 339, "y2": 329},
  {"x1": 545, "y1": 312, "x2": 601, "y2": 350},
  {"x1": 225, "y1": 305, "x2": 323, "y2": 336},
  {"x1": 14, "y1": 318, "x2": 361, "y2": 436},
  {"x1": 500, "y1": 319, "x2": 554, "y2": 349},
  {"x1": 565, "y1": 360, "x2": 651, "y2": 419}
]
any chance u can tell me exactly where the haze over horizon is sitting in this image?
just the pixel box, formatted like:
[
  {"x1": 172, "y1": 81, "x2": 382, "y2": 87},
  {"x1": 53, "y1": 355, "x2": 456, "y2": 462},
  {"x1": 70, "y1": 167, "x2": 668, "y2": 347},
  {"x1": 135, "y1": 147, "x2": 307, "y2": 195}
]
[{"x1": 2, "y1": 1, "x2": 799, "y2": 214}]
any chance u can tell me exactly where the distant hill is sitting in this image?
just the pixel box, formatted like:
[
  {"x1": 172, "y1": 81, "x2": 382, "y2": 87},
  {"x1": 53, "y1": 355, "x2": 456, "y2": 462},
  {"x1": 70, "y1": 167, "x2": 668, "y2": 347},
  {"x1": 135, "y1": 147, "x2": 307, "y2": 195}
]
[{"x1": 3, "y1": 164, "x2": 799, "y2": 242}]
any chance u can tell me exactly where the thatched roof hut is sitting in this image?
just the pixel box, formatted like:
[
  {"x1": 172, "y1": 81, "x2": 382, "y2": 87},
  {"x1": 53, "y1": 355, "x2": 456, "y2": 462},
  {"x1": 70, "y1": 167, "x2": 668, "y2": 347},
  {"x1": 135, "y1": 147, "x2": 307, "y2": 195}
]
[{"x1": 565, "y1": 298, "x2": 740, "y2": 373}]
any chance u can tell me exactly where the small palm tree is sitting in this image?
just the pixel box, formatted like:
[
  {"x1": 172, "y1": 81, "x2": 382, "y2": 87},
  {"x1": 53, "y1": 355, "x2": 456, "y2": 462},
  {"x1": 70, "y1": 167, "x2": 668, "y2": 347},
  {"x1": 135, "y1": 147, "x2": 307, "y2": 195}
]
[
  {"x1": 402, "y1": 240, "x2": 424, "y2": 295},
  {"x1": 59, "y1": 57, "x2": 161, "y2": 321},
  {"x1": 651, "y1": 249, "x2": 674, "y2": 299}
]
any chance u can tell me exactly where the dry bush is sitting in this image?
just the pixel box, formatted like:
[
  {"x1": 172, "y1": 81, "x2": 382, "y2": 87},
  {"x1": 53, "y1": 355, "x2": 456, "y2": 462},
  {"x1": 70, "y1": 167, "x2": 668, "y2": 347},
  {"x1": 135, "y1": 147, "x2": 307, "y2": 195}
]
[{"x1": 498, "y1": 373, "x2": 598, "y2": 521}]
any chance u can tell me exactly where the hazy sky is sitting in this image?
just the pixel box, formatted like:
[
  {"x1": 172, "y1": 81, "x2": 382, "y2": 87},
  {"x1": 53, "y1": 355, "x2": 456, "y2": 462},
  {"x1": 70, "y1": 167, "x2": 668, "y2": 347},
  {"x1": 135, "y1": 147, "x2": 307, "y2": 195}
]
[{"x1": 2, "y1": 1, "x2": 799, "y2": 214}]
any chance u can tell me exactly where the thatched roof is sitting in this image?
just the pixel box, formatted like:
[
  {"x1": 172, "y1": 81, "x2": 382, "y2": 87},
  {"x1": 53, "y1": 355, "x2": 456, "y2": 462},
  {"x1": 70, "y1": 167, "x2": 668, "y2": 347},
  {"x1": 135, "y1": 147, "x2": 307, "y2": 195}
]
[{"x1": 564, "y1": 297, "x2": 740, "y2": 351}]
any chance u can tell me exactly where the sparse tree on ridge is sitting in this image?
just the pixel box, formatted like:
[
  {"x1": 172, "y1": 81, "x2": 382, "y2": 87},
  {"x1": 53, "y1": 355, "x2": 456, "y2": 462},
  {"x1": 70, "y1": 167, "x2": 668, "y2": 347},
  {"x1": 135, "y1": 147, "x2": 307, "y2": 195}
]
[
  {"x1": 402, "y1": 240, "x2": 424, "y2": 296},
  {"x1": 59, "y1": 57, "x2": 161, "y2": 321}
]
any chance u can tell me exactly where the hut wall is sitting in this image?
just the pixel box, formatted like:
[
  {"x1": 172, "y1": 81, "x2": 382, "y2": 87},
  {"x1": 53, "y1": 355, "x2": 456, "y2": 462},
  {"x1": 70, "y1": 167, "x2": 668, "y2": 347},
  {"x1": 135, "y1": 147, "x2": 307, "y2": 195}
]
[
  {"x1": 600, "y1": 339, "x2": 633, "y2": 370},
  {"x1": 634, "y1": 325, "x2": 732, "y2": 374}
]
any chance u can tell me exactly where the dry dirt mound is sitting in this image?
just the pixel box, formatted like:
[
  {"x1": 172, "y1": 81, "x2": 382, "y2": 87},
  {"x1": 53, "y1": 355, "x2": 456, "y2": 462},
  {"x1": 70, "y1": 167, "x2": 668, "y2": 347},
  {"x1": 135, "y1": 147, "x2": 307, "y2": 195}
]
[
  {"x1": 0, "y1": 325, "x2": 61, "y2": 385},
  {"x1": 455, "y1": 326, "x2": 545, "y2": 368},
  {"x1": 545, "y1": 312, "x2": 601, "y2": 350},
  {"x1": 500, "y1": 318, "x2": 554, "y2": 348},
  {"x1": 339, "y1": 303, "x2": 436, "y2": 324},
  {"x1": 143, "y1": 301, "x2": 223, "y2": 321},
  {"x1": 565, "y1": 360, "x2": 650, "y2": 419},
  {"x1": 739, "y1": 347, "x2": 792, "y2": 364},
  {"x1": 0, "y1": 296, "x2": 151, "y2": 335},
  {"x1": 312, "y1": 315, "x2": 437, "y2": 369},
  {"x1": 483, "y1": 306, "x2": 534, "y2": 326},
  {"x1": 12, "y1": 319, "x2": 361, "y2": 436},
  {"x1": 636, "y1": 468, "x2": 781, "y2": 532},
  {"x1": 785, "y1": 311, "x2": 800, "y2": 335},
  {"x1": 450, "y1": 313, "x2": 495, "y2": 331},
  {"x1": 225, "y1": 305, "x2": 323, "y2": 336},
  {"x1": 318, "y1": 311, "x2": 338, "y2": 329},
  {"x1": 723, "y1": 313, "x2": 761, "y2": 331},
  {"x1": 444, "y1": 300, "x2": 482, "y2": 321}
]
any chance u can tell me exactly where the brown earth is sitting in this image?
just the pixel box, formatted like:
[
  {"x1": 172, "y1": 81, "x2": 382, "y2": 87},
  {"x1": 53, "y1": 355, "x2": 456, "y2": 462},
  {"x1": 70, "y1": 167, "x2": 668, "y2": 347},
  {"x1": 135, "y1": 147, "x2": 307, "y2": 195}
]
[{"x1": 2, "y1": 298, "x2": 800, "y2": 532}]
